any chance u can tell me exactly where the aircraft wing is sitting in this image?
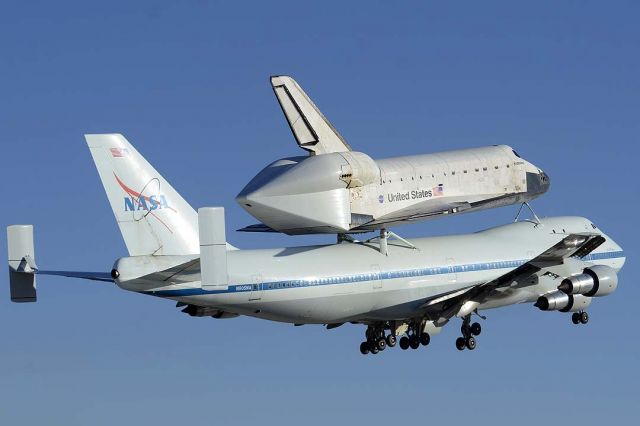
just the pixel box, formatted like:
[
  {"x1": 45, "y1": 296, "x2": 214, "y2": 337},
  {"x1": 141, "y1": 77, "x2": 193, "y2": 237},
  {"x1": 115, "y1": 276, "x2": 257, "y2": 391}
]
[
  {"x1": 421, "y1": 233, "x2": 606, "y2": 324},
  {"x1": 271, "y1": 75, "x2": 352, "y2": 155}
]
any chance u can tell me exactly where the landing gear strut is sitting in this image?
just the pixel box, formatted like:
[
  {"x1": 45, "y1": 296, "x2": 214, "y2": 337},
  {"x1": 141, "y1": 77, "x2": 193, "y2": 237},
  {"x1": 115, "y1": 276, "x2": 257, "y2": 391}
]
[
  {"x1": 572, "y1": 311, "x2": 589, "y2": 325},
  {"x1": 456, "y1": 315, "x2": 482, "y2": 351}
]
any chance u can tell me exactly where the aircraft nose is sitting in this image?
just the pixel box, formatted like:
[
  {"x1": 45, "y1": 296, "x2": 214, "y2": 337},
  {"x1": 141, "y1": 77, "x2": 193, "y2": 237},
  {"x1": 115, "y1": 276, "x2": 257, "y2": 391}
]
[
  {"x1": 540, "y1": 170, "x2": 550, "y2": 191},
  {"x1": 526, "y1": 169, "x2": 551, "y2": 197}
]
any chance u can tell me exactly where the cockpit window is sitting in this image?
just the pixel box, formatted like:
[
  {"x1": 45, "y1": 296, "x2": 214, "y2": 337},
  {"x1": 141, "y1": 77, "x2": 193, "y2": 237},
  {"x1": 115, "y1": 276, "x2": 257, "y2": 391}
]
[
  {"x1": 512, "y1": 149, "x2": 521, "y2": 158},
  {"x1": 591, "y1": 223, "x2": 597, "y2": 229}
]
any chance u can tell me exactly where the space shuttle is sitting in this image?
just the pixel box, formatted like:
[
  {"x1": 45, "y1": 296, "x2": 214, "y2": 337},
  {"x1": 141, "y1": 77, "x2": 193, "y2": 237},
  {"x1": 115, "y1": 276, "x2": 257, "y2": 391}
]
[{"x1": 236, "y1": 76, "x2": 550, "y2": 235}]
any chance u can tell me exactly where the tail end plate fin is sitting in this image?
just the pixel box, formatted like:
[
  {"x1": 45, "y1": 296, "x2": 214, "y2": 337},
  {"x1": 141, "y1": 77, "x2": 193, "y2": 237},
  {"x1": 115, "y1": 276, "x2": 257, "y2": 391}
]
[{"x1": 7, "y1": 225, "x2": 37, "y2": 302}]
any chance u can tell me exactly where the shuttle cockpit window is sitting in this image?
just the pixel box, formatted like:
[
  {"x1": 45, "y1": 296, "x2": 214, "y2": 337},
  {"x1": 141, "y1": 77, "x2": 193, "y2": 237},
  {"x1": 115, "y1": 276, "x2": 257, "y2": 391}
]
[{"x1": 512, "y1": 149, "x2": 521, "y2": 158}]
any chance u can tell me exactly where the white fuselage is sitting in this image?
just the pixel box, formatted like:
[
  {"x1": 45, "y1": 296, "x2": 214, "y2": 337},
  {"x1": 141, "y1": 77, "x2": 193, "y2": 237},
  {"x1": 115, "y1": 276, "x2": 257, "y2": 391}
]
[
  {"x1": 237, "y1": 145, "x2": 550, "y2": 234},
  {"x1": 116, "y1": 217, "x2": 624, "y2": 325}
]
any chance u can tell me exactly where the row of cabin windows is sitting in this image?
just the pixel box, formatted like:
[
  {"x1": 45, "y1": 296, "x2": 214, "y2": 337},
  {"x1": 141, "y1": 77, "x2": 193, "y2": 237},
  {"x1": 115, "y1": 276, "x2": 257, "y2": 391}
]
[{"x1": 381, "y1": 164, "x2": 511, "y2": 184}]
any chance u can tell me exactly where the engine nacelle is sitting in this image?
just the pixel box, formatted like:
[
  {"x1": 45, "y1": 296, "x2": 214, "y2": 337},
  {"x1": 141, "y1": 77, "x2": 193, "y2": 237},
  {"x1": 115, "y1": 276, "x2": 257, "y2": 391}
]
[
  {"x1": 558, "y1": 273, "x2": 594, "y2": 295},
  {"x1": 558, "y1": 265, "x2": 618, "y2": 297},
  {"x1": 535, "y1": 291, "x2": 592, "y2": 312}
]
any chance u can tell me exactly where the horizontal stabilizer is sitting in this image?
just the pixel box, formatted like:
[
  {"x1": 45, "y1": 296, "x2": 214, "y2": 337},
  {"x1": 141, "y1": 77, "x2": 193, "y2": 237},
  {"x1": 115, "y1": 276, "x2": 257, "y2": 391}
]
[
  {"x1": 37, "y1": 270, "x2": 114, "y2": 282},
  {"x1": 271, "y1": 76, "x2": 351, "y2": 155}
]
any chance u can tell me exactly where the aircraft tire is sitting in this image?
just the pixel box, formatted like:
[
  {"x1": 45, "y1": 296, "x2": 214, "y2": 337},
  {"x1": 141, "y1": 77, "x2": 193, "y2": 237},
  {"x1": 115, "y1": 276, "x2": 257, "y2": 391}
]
[
  {"x1": 360, "y1": 342, "x2": 370, "y2": 355},
  {"x1": 580, "y1": 311, "x2": 589, "y2": 324},
  {"x1": 572, "y1": 312, "x2": 581, "y2": 324},
  {"x1": 466, "y1": 336, "x2": 476, "y2": 350},
  {"x1": 470, "y1": 322, "x2": 482, "y2": 336},
  {"x1": 399, "y1": 336, "x2": 410, "y2": 350},
  {"x1": 376, "y1": 338, "x2": 386, "y2": 351},
  {"x1": 409, "y1": 335, "x2": 420, "y2": 349},
  {"x1": 420, "y1": 333, "x2": 430, "y2": 346},
  {"x1": 456, "y1": 337, "x2": 466, "y2": 351},
  {"x1": 386, "y1": 334, "x2": 397, "y2": 347}
]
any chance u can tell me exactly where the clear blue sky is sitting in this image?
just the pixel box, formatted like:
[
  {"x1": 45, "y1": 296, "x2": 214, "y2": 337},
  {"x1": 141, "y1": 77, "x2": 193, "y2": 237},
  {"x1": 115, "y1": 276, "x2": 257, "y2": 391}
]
[{"x1": 1, "y1": 1, "x2": 638, "y2": 424}]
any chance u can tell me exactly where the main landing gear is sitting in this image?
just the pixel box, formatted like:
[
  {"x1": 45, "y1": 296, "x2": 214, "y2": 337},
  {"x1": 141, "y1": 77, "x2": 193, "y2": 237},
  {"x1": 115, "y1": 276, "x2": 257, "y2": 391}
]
[
  {"x1": 398, "y1": 324, "x2": 430, "y2": 351},
  {"x1": 456, "y1": 316, "x2": 482, "y2": 351},
  {"x1": 571, "y1": 311, "x2": 589, "y2": 325},
  {"x1": 360, "y1": 326, "x2": 395, "y2": 355},
  {"x1": 359, "y1": 323, "x2": 429, "y2": 355}
]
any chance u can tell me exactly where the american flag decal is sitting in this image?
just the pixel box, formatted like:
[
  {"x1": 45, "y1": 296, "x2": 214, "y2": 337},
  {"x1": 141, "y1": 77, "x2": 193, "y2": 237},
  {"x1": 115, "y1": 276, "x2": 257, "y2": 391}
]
[
  {"x1": 110, "y1": 147, "x2": 130, "y2": 158},
  {"x1": 433, "y1": 184, "x2": 444, "y2": 196}
]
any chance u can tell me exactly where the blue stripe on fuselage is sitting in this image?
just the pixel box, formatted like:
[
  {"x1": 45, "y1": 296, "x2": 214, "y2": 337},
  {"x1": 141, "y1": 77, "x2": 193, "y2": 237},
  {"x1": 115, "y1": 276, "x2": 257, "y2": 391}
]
[{"x1": 141, "y1": 250, "x2": 625, "y2": 298}]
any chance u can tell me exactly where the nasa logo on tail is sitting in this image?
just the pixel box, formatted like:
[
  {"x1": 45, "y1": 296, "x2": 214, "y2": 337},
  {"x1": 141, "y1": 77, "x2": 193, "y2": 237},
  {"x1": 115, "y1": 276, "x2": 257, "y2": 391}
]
[
  {"x1": 113, "y1": 173, "x2": 176, "y2": 213},
  {"x1": 124, "y1": 195, "x2": 170, "y2": 212}
]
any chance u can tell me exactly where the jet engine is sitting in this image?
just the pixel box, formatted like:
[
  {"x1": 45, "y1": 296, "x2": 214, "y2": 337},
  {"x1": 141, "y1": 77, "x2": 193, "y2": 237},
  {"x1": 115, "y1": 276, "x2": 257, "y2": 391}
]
[
  {"x1": 557, "y1": 265, "x2": 618, "y2": 297},
  {"x1": 534, "y1": 291, "x2": 592, "y2": 312}
]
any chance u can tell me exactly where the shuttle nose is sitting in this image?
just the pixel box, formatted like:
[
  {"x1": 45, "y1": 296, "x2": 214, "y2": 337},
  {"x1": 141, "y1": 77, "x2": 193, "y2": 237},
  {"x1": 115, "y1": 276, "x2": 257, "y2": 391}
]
[
  {"x1": 540, "y1": 170, "x2": 550, "y2": 190},
  {"x1": 526, "y1": 169, "x2": 551, "y2": 198}
]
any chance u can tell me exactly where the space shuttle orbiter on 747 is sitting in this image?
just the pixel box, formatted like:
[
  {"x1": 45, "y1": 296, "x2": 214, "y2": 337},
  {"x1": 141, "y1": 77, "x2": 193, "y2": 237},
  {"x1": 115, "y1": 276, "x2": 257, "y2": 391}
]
[{"x1": 236, "y1": 76, "x2": 550, "y2": 235}]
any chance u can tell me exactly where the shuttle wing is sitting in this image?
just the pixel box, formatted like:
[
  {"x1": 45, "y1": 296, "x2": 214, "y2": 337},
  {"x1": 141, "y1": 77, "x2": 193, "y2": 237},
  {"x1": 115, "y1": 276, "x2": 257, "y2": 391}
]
[
  {"x1": 271, "y1": 76, "x2": 351, "y2": 155},
  {"x1": 422, "y1": 233, "x2": 605, "y2": 322}
]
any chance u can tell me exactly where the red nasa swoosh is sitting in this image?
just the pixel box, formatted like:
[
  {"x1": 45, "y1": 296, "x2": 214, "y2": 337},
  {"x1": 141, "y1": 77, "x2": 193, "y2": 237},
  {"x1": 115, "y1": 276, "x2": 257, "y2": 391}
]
[{"x1": 114, "y1": 172, "x2": 176, "y2": 234}]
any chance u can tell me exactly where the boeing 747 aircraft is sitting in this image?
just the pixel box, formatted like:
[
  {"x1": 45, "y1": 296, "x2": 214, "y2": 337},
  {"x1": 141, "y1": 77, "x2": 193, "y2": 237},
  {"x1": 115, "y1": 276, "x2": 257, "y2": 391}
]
[
  {"x1": 7, "y1": 134, "x2": 624, "y2": 354},
  {"x1": 236, "y1": 76, "x2": 550, "y2": 235}
]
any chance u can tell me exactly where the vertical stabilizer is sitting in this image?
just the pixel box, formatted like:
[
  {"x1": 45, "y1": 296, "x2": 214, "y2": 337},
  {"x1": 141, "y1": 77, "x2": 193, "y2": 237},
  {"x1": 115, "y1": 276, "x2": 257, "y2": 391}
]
[
  {"x1": 198, "y1": 207, "x2": 228, "y2": 290},
  {"x1": 271, "y1": 76, "x2": 352, "y2": 155},
  {"x1": 7, "y1": 225, "x2": 37, "y2": 302},
  {"x1": 85, "y1": 134, "x2": 199, "y2": 256}
]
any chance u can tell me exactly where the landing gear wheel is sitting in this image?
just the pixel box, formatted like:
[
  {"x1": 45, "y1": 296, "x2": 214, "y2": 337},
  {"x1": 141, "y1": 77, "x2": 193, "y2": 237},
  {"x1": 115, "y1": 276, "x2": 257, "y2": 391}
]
[
  {"x1": 376, "y1": 338, "x2": 386, "y2": 351},
  {"x1": 572, "y1": 312, "x2": 581, "y2": 325},
  {"x1": 409, "y1": 335, "x2": 420, "y2": 349},
  {"x1": 399, "y1": 336, "x2": 410, "y2": 350},
  {"x1": 470, "y1": 322, "x2": 482, "y2": 336},
  {"x1": 580, "y1": 311, "x2": 589, "y2": 324},
  {"x1": 466, "y1": 336, "x2": 477, "y2": 350},
  {"x1": 420, "y1": 333, "x2": 431, "y2": 346},
  {"x1": 456, "y1": 337, "x2": 466, "y2": 351},
  {"x1": 360, "y1": 342, "x2": 370, "y2": 355},
  {"x1": 370, "y1": 345, "x2": 379, "y2": 355},
  {"x1": 386, "y1": 334, "x2": 397, "y2": 347}
]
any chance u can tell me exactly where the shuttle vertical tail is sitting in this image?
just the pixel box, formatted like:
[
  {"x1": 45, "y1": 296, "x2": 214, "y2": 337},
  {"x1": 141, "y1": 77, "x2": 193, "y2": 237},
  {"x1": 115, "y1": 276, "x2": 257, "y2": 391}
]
[
  {"x1": 271, "y1": 76, "x2": 352, "y2": 155},
  {"x1": 85, "y1": 134, "x2": 199, "y2": 256}
]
